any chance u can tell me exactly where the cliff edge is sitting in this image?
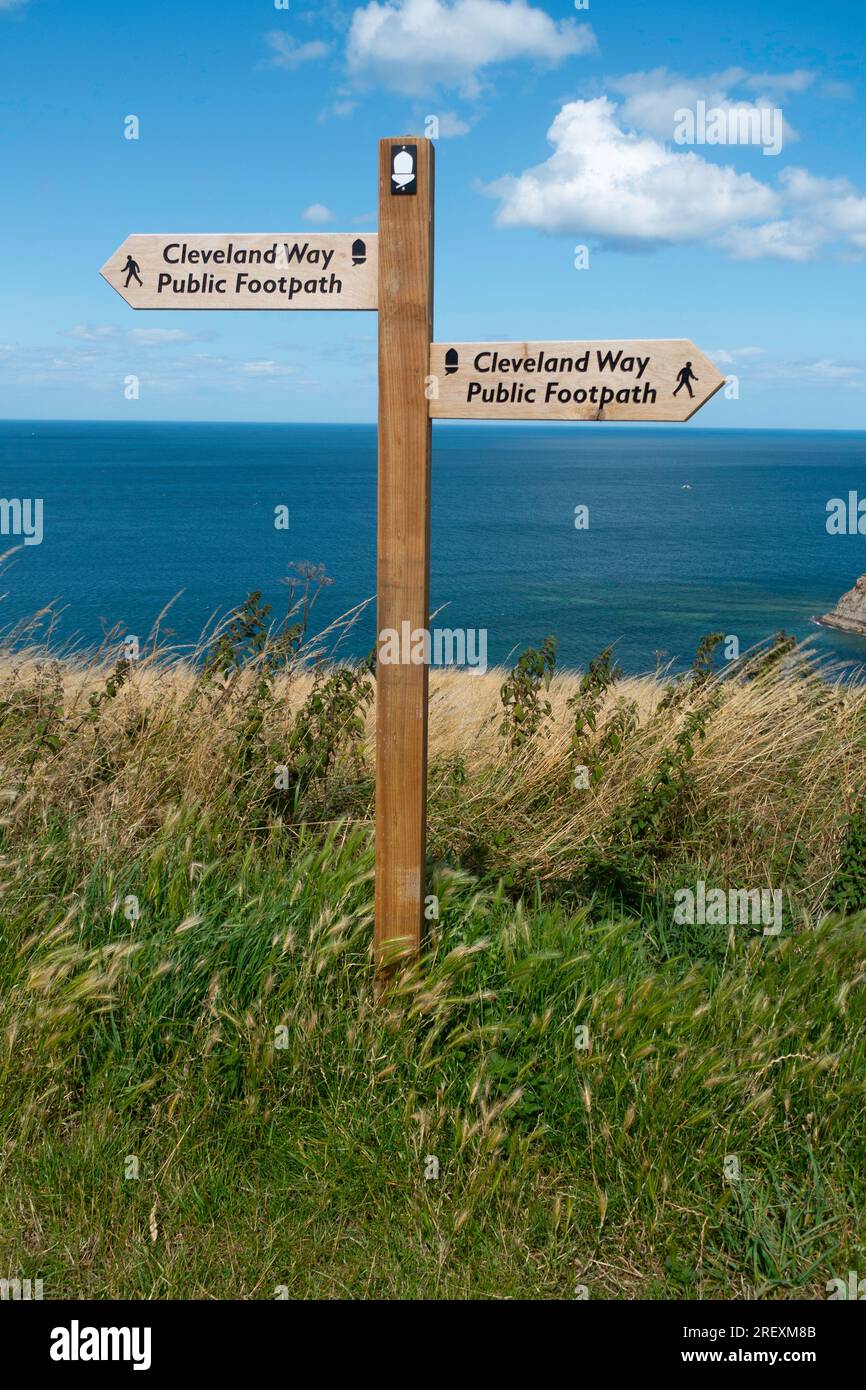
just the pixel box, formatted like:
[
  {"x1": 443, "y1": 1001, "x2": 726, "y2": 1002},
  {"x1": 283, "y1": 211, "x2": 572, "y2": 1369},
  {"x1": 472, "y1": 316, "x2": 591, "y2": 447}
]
[{"x1": 819, "y1": 575, "x2": 866, "y2": 636}]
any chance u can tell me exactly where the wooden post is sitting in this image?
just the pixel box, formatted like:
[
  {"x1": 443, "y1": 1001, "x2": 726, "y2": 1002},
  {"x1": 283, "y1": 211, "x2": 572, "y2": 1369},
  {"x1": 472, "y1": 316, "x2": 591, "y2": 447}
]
[{"x1": 375, "y1": 137, "x2": 434, "y2": 972}]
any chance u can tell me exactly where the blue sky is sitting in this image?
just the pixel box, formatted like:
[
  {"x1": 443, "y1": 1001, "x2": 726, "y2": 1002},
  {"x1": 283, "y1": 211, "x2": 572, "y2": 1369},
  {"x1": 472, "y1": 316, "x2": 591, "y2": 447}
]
[{"x1": 1, "y1": 0, "x2": 864, "y2": 426}]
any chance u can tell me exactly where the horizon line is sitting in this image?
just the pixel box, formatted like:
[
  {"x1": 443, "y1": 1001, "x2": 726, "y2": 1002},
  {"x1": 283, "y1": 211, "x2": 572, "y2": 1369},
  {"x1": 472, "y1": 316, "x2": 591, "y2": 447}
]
[{"x1": 2, "y1": 418, "x2": 866, "y2": 434}]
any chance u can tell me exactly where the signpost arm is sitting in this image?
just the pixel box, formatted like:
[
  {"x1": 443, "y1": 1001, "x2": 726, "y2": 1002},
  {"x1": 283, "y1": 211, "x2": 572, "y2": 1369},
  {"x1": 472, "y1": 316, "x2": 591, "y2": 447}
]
[{"x1": 375, "y1": 136, "x2": 434, "y2": 972}]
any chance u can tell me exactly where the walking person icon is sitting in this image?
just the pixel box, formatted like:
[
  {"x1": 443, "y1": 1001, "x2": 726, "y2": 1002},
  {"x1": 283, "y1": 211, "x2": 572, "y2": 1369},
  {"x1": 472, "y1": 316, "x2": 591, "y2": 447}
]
[
  {"x1": 122, "y1": 254, "x2": 143, "y2": 288},
  {"x1": 673, "y1": 361, "x2": 699, "y2": 398}
]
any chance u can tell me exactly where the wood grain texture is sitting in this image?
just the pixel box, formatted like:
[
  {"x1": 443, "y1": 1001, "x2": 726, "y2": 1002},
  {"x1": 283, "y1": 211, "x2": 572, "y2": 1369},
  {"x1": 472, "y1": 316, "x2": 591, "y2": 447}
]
[
  {"x1": 429, "y1": 340, "x2": 725, "y2": 421},
  {"x1": 100, "y1": 234, "x2": 378, "y2": 310},
  {"x1": 375, "y1": 138, "x2": 434, "y2": 967}
]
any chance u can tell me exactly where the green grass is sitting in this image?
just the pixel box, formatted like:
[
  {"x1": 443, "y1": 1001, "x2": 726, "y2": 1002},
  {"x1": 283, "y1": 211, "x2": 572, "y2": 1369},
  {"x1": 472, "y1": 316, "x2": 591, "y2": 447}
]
[
  {"x1": 2, "y1": 610, "x2": 866, "y2": 1299},
  {"x1": 3, "y1": 824, "x2": 865, "y2": 1299}
]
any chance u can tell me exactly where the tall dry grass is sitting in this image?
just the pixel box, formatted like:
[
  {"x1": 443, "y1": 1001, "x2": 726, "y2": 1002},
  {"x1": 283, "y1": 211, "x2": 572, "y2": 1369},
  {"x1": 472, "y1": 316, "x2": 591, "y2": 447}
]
[{"x1": 1, "y1": 637, "x2": 864, "y2": 912}]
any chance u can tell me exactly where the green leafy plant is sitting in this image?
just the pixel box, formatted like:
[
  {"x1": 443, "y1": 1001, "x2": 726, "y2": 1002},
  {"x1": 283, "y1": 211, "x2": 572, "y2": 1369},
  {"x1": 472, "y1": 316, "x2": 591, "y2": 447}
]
[
  {"x1": 201, "y1": 565, "x2": 331, "y2": 774},
  {"x1": 598, "y1": 695, "x2": 639, "y2": 760},
  {"x1": 825, "y1": 810, "x2": 866, "y2": 916},
  {"x1": 616, "y1": 695, "x2": 721, "y2": 853},
  {"x1": 567, "y1": 645, "x2": 623, "y2": 785},
  {"x1": 272, "y1": 659, "x2": 375, "y2": 813},
  {"x1": 499, "y1": 636, "x2": 557, "y2": 750},
  {"x1": 659, "y1": 631, "x2": 724, "y2": 711},
  {"x1": 744, "y1": 629, "x2": 798, "y2": 680}
]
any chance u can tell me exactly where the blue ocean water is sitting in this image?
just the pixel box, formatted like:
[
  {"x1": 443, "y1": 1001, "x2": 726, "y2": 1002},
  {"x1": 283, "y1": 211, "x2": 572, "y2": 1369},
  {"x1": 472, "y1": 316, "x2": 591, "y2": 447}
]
[{"x1": 2, "y1": 419, "x2": 866, "y2": 675}]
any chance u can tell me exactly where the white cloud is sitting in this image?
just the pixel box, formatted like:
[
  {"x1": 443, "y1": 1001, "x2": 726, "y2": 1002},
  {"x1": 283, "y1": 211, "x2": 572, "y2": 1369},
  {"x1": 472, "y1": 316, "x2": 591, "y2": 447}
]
[
  {"x1": 241, "y1": 361, "x2": 297, "y2": 377},
  {"x1": 705, "y1": 346, "x2": 766, "y2": 365},
  {"x1": 721, "y1": 170, "x2": 866, "y2": 260},
  {"x1": 821, "y1": 79, "x2": 854, "y2": 100},
  {"x1": 782, "y1": 359, "x2": 864, "y2": 383},
  {"x1": 486, "y1": 97, "x2": 866, "y2": 262},
  {"x1": 0, "y1": 338, "x2": 306, "y2": 396},
  {"x1": 0, "y1": 0, "x2": 31, "y2": 9},
  {"x1": 739, "y1": 68, "x2": 814, "y2": 96},
  {"x1": 264, "y1": 31, "x2": 331, "y2": 69},
  {"x1": 781, "y1": 167, "x2": 866, "y2": 244},
  {"x1": 754, "y1": 358, "x2": 866, "y2": 388},
  {"x1": 702, "y1": 349, "x2": 866, "y2": 390},
  {"x1": 303, "y1": 203, "x2": 334, "y2": 223},
  {"x1": 62, "y1": 324, "x2": 200, "y2": 346},
  {"x1": 486, "y1": 97, "x2": 777, "y2": 245},
  {"x1": 718, "y1": 218, "x2": 825, "y2": 262},
  {"x1": 62, "y1": 324, "x2": 120, "y2": 342},
  {"x1": 429, "y1": 110, "x2": 472, "y2": 137},
  {"x1": 611, "y1": 67, "x2": 801, "y2": 150},
  {"x1": 346, "y1": 0, "x2": 594, "y2": 98},
  {"x1": 130, "y1": 328, "x2": 196, "y2": 345}
]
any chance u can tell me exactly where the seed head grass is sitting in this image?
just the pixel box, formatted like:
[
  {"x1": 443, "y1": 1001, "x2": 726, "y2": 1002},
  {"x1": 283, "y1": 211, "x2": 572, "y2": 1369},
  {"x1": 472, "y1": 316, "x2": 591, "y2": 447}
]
[{"x1": 1, "y1": 602, "x2": 865, "y2": 1298}]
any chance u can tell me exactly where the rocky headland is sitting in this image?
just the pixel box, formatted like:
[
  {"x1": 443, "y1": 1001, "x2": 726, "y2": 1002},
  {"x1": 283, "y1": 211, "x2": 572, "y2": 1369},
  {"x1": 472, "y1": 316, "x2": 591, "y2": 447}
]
[{"x1": 819, "y1": 575, "x2": 866, "y2": 636}]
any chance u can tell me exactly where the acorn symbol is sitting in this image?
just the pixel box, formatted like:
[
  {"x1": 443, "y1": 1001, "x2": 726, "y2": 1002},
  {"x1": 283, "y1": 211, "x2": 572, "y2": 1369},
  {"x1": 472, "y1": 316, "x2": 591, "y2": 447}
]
[
  {"x1": 392, "y1": 147, "x2": 415, "y2": 191},
  {"x1": 352, "y1": 238, "x2": 367, "y2": 266},
  {"x1": 444, "y1": 348, "x2": 459, "y2": 375}
]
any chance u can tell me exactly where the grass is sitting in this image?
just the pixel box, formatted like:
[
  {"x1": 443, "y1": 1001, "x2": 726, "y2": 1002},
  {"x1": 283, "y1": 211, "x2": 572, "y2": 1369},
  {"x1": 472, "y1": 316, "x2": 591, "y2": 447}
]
[{"x1": 2, "y1": 587, "x2": 866, "y2": 1300}]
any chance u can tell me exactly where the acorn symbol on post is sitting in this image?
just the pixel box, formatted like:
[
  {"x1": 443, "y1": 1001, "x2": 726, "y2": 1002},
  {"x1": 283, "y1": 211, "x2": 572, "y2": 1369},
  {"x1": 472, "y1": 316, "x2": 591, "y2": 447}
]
[
  {"x1": 391, "y1": 145, "x2": 416, "y2": 193},
  {"x1": 444, "y1": 348, "x2": 459, "y2": 375},
  {"x1": 352, "y1": 238, "x2": 367, "y2": 266}
]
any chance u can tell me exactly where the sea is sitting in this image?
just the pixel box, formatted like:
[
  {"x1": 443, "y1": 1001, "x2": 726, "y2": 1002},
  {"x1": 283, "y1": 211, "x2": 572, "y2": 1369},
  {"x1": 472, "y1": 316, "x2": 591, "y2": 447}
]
[{"x1": 2, "y1": 420, "x2": 866, "y2": 676}]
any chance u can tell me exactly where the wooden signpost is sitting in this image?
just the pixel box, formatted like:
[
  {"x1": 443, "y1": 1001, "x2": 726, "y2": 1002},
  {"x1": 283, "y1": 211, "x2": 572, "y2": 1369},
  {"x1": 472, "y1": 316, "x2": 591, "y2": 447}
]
[
  {"x1": 100, "y1": 135, "x2": 722, "y2": 977},
  {"x1": 375, "y1": 140, "x2": 434, "y2": 971}
]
